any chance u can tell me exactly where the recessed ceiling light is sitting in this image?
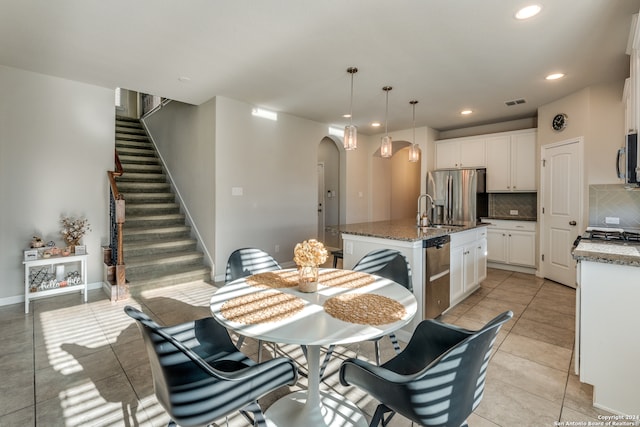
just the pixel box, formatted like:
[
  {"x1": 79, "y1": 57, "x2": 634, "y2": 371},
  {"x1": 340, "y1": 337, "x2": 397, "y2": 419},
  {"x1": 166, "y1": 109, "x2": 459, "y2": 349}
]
[
  {"x1": 343, "y1": 113, "x2": 351, "y2": 118},
  {"x1": 461, "y1": 110, "x2": 473, "y2": 115},
  {"x1": 371, "y1": 122, "x2": 381, "y2": 127},
  {"x1": 178, "y1": 76, "x2": 191, "y2": 82},
  {"x1": 545, "y1": 73, "x2": 565, "y2": 80},
  {"x1": 515, "y1": 5, "x2": 541, "y2": 20}
]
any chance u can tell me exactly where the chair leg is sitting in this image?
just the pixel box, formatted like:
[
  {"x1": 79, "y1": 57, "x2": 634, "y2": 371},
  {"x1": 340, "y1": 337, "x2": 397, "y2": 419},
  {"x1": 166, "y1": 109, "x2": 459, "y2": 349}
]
[
  {"x1": 239, "y1": 401, "x2": 267, "y2": 427},
  {"x1": 319, "y1": 344, "x2": 336, "y2": 379},
  {"x1": 388, "y1": 332, "x2": 402, "y2": 354},
  {"x1": 370, "y1": 404, "x2": 395, "y2": 427},
  {"x1": 374, "y1": 341, "x2": 381, "y2": 366},
  {"x1": 236, "y1": 335, "x2": 246, "y2": 348}
]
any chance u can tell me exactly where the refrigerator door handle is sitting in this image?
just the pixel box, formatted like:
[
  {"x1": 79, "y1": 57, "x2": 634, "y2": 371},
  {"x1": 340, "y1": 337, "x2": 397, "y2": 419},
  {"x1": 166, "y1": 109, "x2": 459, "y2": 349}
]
[{"x1": 447, "y1": 175, "x2": 453, "y2": 222}]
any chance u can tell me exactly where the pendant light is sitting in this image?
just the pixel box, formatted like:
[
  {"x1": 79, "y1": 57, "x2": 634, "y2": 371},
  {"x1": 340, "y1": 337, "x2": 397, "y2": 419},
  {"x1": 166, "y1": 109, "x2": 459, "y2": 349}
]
[
  {"x1": 380, "y1": 86, "x2": 393, "y2": 158},
  {"x1": 344, "y1": 67, "x2": 358, "y2": 151},
  {"x1": 408, "y1": 100, "x2": 420, "y2": 162}
]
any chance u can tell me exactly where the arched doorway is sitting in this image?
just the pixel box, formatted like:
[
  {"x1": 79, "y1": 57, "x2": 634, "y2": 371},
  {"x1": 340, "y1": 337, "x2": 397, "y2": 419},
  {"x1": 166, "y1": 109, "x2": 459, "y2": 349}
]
[
  {"x1": 371, "y1": 141, "x2": 421, "y2": 221},
  {"x1": 317, "y1": 136, "x2": 342, "y2": 249}
]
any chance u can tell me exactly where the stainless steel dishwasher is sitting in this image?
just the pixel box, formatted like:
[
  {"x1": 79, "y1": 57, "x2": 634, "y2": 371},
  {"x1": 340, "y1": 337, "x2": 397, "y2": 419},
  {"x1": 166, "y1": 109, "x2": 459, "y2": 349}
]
[{"x1": 424, "y1": 235, "x2": 451, "y2": 319}]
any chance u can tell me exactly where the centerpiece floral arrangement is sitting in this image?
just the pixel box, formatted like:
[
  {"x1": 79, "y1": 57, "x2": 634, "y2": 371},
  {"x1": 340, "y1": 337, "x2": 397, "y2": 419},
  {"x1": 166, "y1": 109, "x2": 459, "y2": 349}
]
[
  {"x1": 293, "y1": 239, "x2": 328, "y2": 292},
  {"x1": 60, "y1": 216, "x2": 91, "y2": 248}
]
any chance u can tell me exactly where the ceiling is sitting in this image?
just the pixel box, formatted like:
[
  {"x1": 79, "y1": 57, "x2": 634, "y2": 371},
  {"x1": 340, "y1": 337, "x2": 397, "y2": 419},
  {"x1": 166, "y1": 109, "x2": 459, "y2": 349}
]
[{"x1": 1, "y1": 0, "x2": 639, "y2": 133}]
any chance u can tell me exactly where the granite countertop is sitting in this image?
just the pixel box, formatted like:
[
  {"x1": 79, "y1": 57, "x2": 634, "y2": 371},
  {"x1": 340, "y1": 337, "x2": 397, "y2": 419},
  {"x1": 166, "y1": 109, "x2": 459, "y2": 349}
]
[
  {"x1": 572, "y1": 241, "x2": 640, "y2": 267},
  {"x1": 332, "y1": 218, "x2": 487, "y2": 242}
]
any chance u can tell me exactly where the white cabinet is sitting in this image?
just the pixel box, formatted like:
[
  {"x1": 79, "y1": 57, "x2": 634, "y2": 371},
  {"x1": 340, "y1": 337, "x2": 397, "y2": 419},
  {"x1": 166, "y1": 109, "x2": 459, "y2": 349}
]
[
  {"x1": 435, "y1": 137, "x2": 486, "y2": 169},
  {"x1": 449, "y1": 227, "x2": 487, "y2": 306},
  {"x1": 485, "y1": 220, "x2": 536, "y2": 268},
  {"x1": 578, "y1": 260, "x2": 640, "y2": 415},
  {"x1": 476, "y1": 228, "x2": 487, "y2": 283},
  {"x1": 485, "y1": 130, "x2": 537, "y2": 192},
  {"x1": 23, "y1": 254, "x2": 88, "y2": 313}
]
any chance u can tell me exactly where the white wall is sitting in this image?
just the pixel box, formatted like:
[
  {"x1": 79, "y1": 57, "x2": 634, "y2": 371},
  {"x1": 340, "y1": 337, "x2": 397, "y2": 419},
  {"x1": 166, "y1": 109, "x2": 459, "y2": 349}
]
[
  {"x1": 142, "y1": 99, "x2": 217, "y2": 270},
  {"x1": 368, "y1": 126, "x2": 434, "y2": 221},
  {"x1": 0, "y1": 65, "x2": 114, "y2": 302},
  {"x1": 538, "y1": 81, "x2": 626, "y2": 226},
  {"x1": 214, "y1": 97, "x2": 328, "y2": 274},
  {"x1": 438, "y1": 117, "x2": 538, "y2": 140}
]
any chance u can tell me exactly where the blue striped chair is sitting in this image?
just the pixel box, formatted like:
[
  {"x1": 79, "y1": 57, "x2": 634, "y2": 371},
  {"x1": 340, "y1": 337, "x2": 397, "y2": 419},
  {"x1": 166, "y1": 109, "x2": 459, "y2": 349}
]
[
  {"x1": 225, "y1": 248, "x2": 282, "y2": 362},
  {"x1": 339, "y1": 311, "x2": 513, "y2": 427},
  {"x1": 314, "y1": 249, "x2": 412, "y2": 379},
  {"x1": 125, "y1": 306, "x2": 297, "y2": 427},
  {"x1": 225, "y1": 247, "x2": 281, "y2": 283}
]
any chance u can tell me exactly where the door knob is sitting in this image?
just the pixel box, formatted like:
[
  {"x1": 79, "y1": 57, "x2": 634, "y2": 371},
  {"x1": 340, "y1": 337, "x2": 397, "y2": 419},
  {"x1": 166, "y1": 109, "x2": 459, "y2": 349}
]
[{"x1": 569, "y1": 221, "x2": 577, "y2": 226}]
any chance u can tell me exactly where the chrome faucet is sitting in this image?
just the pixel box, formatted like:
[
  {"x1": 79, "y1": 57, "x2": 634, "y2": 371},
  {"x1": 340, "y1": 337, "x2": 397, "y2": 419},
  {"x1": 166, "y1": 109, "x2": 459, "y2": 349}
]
[{"x1": 417, "y1": 193, "x2": 435, "y2": 227}]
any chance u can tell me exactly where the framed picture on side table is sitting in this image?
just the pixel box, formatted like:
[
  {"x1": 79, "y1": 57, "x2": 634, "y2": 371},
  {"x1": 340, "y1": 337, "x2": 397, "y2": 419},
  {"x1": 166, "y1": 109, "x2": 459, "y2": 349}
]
[{"x1": 74, "y1": 245, "x2": 86, "y2": 255}]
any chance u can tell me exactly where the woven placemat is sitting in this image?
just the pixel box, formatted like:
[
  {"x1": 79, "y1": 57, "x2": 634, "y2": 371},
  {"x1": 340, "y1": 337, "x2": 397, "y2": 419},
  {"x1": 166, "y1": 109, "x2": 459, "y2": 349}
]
[
  {"x1": 245, "y1": 271, "x2": 299, "y2": 288},
  {"x1": 318, "y1": 270, "x2": 375, "y2": 289},
  {"x1": 323, "y1": 294, "x2": 407, "y2": 325},
  {"x1": 220, "y1": 290, "x2": 305, "y2": 324}
]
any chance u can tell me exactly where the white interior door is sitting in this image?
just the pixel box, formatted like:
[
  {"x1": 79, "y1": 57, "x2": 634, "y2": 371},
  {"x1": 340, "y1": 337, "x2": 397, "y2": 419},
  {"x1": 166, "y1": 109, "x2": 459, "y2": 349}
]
[
  {"x1": 541, "y1": 140, "x2": 582, "y2": 288},
  {"x1": 317, "y1": 163, "x2": 325, "y2": 242}
]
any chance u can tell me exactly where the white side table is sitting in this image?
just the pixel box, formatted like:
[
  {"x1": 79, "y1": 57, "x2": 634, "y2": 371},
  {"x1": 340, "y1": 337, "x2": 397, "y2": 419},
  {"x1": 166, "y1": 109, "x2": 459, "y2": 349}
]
[{"x1": 23, "y1": 253, "x2": 88, "y2": 313}]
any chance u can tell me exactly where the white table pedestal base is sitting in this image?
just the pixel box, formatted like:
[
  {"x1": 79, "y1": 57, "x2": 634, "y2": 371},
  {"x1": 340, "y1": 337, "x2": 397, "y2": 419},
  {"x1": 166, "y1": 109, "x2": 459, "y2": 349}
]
[
  {"x1": 265, "y1": 344, "x2": 366, "y2": 427},
  {"x1": 265, "y1": 390, "x2": 366, "y2": 427}
]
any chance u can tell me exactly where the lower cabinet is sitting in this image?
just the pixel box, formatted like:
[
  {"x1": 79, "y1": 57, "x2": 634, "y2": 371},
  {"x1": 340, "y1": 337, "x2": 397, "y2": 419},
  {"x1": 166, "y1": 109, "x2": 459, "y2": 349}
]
[
  {"x1": 485, "y1": 220, "x2": 536, "y2": 268},
  {"x1": 450, "y1": 227, "x2": 487, "y2": 306}
]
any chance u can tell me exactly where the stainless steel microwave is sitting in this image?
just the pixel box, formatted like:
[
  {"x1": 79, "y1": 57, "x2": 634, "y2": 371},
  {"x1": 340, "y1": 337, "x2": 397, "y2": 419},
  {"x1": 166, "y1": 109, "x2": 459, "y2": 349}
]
[{"x1": 617, "y1": 133, "x2": 639, "y2": 186}]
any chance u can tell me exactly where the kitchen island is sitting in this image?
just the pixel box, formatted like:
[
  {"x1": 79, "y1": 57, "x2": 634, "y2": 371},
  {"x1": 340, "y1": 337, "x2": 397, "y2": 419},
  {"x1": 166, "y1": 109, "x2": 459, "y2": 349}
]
[
  {"x1": 335, "y1": 218, "x2": 488, "y2": 339},
  {"x1": 572, "y1": 240, "x2": 640, "y2": 416}
]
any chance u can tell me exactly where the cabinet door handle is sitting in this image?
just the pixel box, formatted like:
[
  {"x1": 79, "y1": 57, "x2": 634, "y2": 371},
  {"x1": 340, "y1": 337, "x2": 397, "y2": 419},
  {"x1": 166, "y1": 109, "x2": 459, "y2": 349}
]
[{"x1": 569, "y1": 220, "x2": 577, "y2": 226}]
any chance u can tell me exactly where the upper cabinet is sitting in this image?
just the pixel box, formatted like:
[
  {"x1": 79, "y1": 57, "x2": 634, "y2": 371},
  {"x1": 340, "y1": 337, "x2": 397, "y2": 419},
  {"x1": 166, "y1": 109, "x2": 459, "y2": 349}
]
[
  {"x1": 485, "y1": 130, "x2": 537, "y2": 192},
  {"x1": 435, "y1": 137, "x2": 486, "y2": 169},
  {"x1": 436, "y1": 129, "x2": 537, "y2": 192}
]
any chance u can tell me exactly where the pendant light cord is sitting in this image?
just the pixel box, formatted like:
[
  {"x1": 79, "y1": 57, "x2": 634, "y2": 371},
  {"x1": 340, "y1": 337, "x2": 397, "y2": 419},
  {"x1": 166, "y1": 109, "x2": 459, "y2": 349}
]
[{"x1": 383, "y1": 86, "x2": 391, "y2": 136}]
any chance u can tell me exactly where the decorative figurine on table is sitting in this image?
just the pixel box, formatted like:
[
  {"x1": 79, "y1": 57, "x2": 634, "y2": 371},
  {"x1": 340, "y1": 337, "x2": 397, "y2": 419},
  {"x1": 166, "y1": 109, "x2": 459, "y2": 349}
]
[{"x1": 30, "y1": 236, "x2": 44, "y2": 248}]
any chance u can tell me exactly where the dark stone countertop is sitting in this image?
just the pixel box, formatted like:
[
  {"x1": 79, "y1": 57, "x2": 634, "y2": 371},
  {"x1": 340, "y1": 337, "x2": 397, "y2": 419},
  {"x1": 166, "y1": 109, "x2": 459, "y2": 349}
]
[{"x1": 331, "y1": 218, "x2": 488, "y2": 243}]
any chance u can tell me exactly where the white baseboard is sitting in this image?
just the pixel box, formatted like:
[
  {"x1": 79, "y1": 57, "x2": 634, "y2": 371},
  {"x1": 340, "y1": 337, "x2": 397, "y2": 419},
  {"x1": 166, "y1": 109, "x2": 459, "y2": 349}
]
[
  {"x1": 0, "y1": 282, "x2": 105, "y2": 308},
  {"x1": 487, "y1": 262, "x2": 536, "y2": 275}
]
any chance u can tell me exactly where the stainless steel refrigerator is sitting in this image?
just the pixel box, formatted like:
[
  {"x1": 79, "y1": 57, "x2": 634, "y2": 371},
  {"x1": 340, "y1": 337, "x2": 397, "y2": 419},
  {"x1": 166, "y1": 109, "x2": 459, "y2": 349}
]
[{"x1": 427, "y1": 168, "x2": 487, "y2": 225}]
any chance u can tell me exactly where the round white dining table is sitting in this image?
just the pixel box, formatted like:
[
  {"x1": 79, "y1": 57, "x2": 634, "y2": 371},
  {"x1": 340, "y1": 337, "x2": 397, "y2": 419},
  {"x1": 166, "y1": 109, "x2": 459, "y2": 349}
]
[{"x1": 210, "y1": 268, "x2": 417, "y2": 427}]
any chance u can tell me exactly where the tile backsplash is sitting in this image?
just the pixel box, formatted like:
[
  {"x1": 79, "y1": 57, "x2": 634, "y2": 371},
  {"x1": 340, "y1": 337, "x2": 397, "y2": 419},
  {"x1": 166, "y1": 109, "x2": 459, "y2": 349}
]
[
  {"x1": 588, "y1": 184, "x2": 640, "y2": 231},
  {"x1": 488, "y1": 192, "x2": 537, "y2": 219}
]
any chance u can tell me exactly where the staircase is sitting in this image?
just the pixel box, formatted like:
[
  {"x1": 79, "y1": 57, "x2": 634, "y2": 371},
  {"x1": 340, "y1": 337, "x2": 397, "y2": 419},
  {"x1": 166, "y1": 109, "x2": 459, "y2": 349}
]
[{"x1": 114, "y1": 116, "x2": 211, "y2": 293}]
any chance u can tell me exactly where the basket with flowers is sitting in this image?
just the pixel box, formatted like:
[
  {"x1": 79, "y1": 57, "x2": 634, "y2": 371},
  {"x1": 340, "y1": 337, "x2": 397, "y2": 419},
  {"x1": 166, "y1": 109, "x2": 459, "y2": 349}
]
[
  {"x1": 60, "y1": 216, "x2": 91, "y2": 251},
  {"x1": 293, "y1": 239, "x2": 328, "y2": 292}
]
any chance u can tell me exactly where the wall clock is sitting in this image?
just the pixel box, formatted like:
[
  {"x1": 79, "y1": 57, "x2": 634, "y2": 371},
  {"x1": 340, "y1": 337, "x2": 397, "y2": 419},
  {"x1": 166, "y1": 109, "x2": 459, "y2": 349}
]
[{"x1": 552, "y1": 113, "x2": 568, "y2": 131}]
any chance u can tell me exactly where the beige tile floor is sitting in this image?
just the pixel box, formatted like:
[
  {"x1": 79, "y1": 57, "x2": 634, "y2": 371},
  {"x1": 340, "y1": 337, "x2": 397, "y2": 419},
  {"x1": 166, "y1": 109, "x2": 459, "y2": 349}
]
[{"x1": 0, "y1": 268, "x2": 614, "y2": 427}]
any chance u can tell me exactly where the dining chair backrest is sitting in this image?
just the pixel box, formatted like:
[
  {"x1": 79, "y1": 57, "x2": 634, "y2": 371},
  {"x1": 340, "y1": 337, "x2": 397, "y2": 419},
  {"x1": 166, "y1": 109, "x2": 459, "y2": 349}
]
[
  {"x1": 225, "y1": 247, "x2": 281, "y2": 283},
  {"x1": 339, "y1": 311, "x2": 513, "y2": 427},
  {"x1": 396, "y1": 310, "x2": 511, "y2": 426},
  {"x1": 352, "y1": 249, "x2": 412, "y2": 291},
  {"x1": 124, "y1": 306, "x2": 298, "y2": 427}
]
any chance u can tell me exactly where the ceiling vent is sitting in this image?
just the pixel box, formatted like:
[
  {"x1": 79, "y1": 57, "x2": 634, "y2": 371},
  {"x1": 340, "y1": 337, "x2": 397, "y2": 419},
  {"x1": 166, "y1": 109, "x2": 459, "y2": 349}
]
[{"x1": 505, "y1": 98, "x2": 526, "y2": 106}]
